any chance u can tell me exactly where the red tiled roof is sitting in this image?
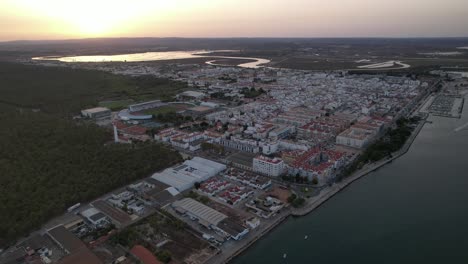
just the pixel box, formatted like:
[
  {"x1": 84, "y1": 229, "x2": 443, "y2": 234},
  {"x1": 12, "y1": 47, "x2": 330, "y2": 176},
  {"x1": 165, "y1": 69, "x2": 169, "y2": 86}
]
[
  {"x1": 113, "y1": 121, "x2": 128, "y2": 130},
  {"x1": 130, "y1": 245, "x2": 162, "y2": 264},
  {"x1": 122, "y1": 126, "x2": 147, "y2": 135}
]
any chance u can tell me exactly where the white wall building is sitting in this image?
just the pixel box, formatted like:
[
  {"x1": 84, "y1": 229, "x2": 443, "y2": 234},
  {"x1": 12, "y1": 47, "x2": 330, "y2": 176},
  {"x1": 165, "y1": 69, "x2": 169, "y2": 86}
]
[
  {"x1": 81, "y1": 107, "x2": 111, "y2": 120},
  {"x1": 253, "y1": 156, "x2": 285, "y2": 177},
  {"x1": 336, "y1": 127, "x2": 376, "y2": 149},
  {"x1": 152, "y1": 157, "x2": 226, "y2": 191}
]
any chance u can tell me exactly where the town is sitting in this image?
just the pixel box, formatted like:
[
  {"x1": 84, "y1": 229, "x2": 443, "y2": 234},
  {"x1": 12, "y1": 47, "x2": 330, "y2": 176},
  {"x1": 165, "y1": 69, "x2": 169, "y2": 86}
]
[{"x1": 1, "y1": 58, "x2": 453, "y2": 264}]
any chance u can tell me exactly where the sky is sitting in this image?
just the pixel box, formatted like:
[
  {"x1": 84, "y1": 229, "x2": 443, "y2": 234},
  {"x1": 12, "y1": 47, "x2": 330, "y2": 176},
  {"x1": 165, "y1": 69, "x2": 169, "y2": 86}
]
[{"x1": 1, "y1": 0, "x2": 468, "y2": 41}]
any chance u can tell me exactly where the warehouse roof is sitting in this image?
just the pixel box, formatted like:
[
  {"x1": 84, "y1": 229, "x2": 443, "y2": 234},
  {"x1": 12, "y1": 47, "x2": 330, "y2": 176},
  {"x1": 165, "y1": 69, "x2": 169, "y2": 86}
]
[
  {"x1": 82, "y1": 107, "x2": 110, "y2": 114},
  {"x1": 179, "y1": 91, "x2": 206, "y2": 98},
  {"x1": 47, "y1": 225, "x2": 84, "y2": 254},
  {"x1": 172, "y1": 198, "x2": 227, "y2": 226},
  {"x1": 151, "y1": 157, "x2": 226, "y2": 191},
  {"x1": 58, "y1": 247, "x2": 103, "y2": 264}
]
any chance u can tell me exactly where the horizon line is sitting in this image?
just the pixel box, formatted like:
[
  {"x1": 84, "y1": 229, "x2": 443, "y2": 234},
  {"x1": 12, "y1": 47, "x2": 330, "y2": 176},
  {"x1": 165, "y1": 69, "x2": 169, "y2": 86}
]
[{"x1": 2, "y1": 36, "x2": 468, "y2": 44}]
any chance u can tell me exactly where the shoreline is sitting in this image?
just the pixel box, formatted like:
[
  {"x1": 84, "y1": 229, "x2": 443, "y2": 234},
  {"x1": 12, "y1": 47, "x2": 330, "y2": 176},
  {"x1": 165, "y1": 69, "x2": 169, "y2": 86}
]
[
  {"x1": 216, "y1": 114, "x2": 428, "y2": 264},
  {"x1": 292, "y1": 113, "x2": 427, "y2": 217}
]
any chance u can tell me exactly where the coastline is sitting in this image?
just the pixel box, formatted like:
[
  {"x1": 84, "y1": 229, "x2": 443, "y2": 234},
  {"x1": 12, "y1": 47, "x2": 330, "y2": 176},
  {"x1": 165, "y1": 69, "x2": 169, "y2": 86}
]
[
  {"x1": 210, "y1": 114, "x2": 428, "y2": 264},
  {"x1": 292, "y1": 113, "x2": 427, "y2": 216}
]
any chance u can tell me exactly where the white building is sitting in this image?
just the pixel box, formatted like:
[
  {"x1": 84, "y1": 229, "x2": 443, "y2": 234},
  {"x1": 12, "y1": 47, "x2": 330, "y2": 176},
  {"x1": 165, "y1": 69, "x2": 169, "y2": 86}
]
[
  {"x1": 172, "y1": 198, "x2": 249, "y2": 241},
  {"x1": 81, "y1": 107, "x2": 111, "y2": 120},
  {"x1": 152, "y1": 157, "x2": 226, "y2": 191},
  {"x1": 260, "y1": 141, "x2": 279, "y2": 155},
  {"x1": 336, "y1": 126, "x2": 378, "y2": 149},
  {"x1": 80, "y1": 208, "x2": 109, "y2": 227},
  {"x1": 219, "y1": 139, "x2": 260, "y2": 153},
  {"x1": 129, "y1": 100, "x2": 164, "y2": 112},
  {"x1": 177, "y1": 91, "x2": 207, "y2": 101},
  {"x1": 253, "y1": 156, "x2": 285, "y2": 177}
]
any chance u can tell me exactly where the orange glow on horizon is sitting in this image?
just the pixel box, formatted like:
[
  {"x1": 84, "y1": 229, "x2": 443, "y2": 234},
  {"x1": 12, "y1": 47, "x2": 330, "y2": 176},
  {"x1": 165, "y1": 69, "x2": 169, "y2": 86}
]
[{"x1": 1, "y1": 0, "x2": 468, "y2": 41}]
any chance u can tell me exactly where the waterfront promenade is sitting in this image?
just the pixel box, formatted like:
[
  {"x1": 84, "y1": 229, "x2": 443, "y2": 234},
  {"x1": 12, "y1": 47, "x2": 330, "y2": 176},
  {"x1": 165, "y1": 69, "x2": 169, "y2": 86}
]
[
  {"x1": 206, "y1": 116, "x2": 428, "y2": 264},
  {"x1": 206, "y1": 209, "x2": 291, "y2": 264},
  {"x1": 293, "y1": 114, "x2": 428, "y2": 216}
]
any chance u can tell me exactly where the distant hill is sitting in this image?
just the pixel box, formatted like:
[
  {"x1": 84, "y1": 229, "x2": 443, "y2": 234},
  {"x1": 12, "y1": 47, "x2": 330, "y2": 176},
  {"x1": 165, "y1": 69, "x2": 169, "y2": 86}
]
[{"x1": 1, "y1": 37, "x2": 468, "y2": 57}]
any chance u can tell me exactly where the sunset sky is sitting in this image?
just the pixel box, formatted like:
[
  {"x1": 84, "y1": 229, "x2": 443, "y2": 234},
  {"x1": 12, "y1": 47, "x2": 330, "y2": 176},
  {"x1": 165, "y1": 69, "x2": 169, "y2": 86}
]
[{"x1": 1, "y1": 0, "x2": 468, "y2": 41}]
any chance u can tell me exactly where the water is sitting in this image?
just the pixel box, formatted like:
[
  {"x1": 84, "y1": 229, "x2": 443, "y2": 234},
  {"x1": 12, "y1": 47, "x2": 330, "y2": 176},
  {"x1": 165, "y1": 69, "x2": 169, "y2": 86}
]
[
  {"x1": 233, "y1": 103, "x2": 468, "y2": 264},
  {"x1": 32, "y1": 50, "x2": 271, "y2": 69}
]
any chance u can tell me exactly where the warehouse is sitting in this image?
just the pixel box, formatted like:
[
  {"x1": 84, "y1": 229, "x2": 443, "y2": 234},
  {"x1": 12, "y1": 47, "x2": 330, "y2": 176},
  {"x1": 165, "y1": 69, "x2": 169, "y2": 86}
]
[
  {"x1": 128, "y1": 100, "x2": 164, "y2": 112},
  {"x1": 80, "y1": 208, "x2": 109, "y2": 227},
  {"x1": 172, "y1": 198, "x2": 227, "y2": 227},
  {"x1": 172, "y1": 198, "x2": 249, "y2": 241},
  {"x1": 151, "y1": 157, "x2": 226, "y2": 191},
  {"x1": 81, "y1": 107, "x2": 111, "y2": 120}
]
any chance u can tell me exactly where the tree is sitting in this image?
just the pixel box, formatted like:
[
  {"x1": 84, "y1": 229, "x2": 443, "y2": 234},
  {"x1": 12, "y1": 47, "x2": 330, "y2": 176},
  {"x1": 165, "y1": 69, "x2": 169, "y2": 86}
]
[
  {"x1": 311, "y1": 177, "x2": 319, "y2": 185},
  {"x1": 156, "y1": 250, "x2": 172, "y2": 263},
  {"x1": 199, "y1": 196, "x2": 210, "y2": 204},
  {"x1": 295, "y1": 173, "x2": 301, "y2": 183},
  {"x1": 0, "y1": 62, "x2": 186, "y2": 247},
  {"x1": 110, "y1": 228, "x2": 139, "y2": 247},
  {"x1": 292, "y1": 198, "x2": 305, "y2": 208},
  {"x1": 287, "y1": 194, "x2": 297, "y2": 203}
]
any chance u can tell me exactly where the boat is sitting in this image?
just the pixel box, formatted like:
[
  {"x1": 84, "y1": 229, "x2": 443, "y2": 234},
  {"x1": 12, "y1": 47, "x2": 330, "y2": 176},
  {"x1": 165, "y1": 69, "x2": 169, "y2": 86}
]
[
  {"x1": 283, "y1": 253, "x2": 287, "y2": 259},
  {"x1": 304, "y1": 235, "x2": 308, "y2": 240}
]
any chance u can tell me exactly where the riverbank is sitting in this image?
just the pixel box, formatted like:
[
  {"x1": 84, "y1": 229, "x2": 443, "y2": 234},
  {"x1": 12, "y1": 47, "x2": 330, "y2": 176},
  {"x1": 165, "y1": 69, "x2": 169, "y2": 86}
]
[
  {"x1": 206, "y1": 209, "x2": 291, "y2": 264},
  {"x1": 209, "y1": 115, "x2": 429, "y2": 264},
  {"x1": 232, "y1": 93, "x2": 468, "y2": 264},
  {"x1": 292, "y1": 114, "x2": 427, "y2": 216}
]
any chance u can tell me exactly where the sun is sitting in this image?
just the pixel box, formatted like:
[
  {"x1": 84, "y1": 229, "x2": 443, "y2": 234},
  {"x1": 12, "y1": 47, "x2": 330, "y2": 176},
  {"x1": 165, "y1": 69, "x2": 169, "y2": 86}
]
[
  {"x1": 11, "y1": 0, "x2": 149, "y2": 37},
  {"x1": 9, "y1": 0, "x2": 188, "y2": 38},
  {"x1": 70, "y1": 15, "x2": 117, "y2": 36},
  {"x1": 62, "y1": 3, "x2": 132, "y2": 37}
]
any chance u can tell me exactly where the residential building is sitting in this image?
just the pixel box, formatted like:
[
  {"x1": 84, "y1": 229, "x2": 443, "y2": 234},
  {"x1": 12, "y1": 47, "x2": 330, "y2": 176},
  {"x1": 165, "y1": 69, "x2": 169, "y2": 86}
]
[{"x1": 253, "y1": 156, "x2": 285, "y2": 177}]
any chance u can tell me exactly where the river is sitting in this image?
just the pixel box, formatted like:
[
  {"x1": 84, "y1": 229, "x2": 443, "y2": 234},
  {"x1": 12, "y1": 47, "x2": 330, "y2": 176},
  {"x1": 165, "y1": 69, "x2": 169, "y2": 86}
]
[
  {"x1": 233, "y1": 101, "x2": 468, "y2": 263},
  {"x1": 32, "y1": 50, "x2": 271, "y2": 69}
]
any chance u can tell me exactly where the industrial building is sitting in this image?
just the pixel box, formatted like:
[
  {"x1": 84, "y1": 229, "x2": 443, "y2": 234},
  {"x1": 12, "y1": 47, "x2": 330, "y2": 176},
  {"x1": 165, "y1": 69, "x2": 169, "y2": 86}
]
[
  {"x1": 129, "y1": 100, "x2": 164, "y2": 112},
  {"x1": 151, "y1": 157, "x2": 226, "y2": 191},
  {"x1": 80, "y1": 208, "x2": 109, "y2": 227},
  {"x1": 172, "y1": 198, "x2": 249, "y2": 241},
  {"x1": 47, "y1": 225, "x2": 102, "y2": 264},
  {"x1": 118, "y1": 109, "x2": 153, "y2": 121},
  {"x1": 81, "y1": 107, "x2": 111, "y2": 120}
]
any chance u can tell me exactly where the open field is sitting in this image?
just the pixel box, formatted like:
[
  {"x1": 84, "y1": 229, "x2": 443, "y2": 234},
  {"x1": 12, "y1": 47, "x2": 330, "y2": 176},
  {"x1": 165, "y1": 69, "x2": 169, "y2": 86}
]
[
  {"x1": 2, "y1": 38, "x2": 467, "y2": 72},
  {"x1": 99, "y1": 99, "x2": 135, "y2": 110},
  {"x1": 143, "y1": 103, "x2": 193, "y2": 115},
  {"x1": 0, "y1": 62, "x2": 188, "y2": 115}
]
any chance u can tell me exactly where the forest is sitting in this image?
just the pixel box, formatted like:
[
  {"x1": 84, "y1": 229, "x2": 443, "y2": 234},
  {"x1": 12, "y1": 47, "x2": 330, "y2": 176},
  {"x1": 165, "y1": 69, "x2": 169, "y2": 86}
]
[
  {"x1": 0, "y1": 62, "x2": 184, "y2": 247},
  {"x1": 0, "y1": 62, "x2": 188, "y2": 115}
]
